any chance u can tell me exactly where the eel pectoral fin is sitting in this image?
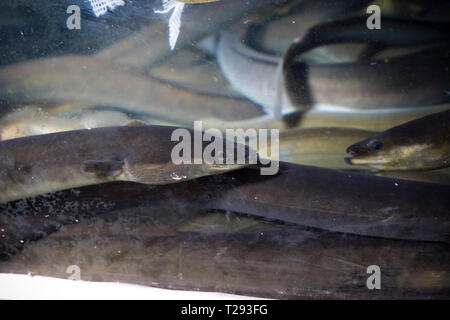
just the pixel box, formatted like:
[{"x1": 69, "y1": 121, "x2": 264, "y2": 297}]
[{"x1": 81, "y1": 160, "x2": 124, "y2": 178}]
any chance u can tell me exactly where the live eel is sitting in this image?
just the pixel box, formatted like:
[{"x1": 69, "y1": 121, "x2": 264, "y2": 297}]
[
  {"x1": 346, "y1": 110, "x2": 450, "y2": 171},
  {"x1": 0, "y1": 55, "x2": 264, "y2": 124},
  {"x1": 217, "y1": 31, "x2": 450, "y2": 116},
  {"x1": 1, "y1": 162, "x2": 449, "y2": 243},
  {"x1": 0, "y1": 125, "x2": 249, "y2": 204},
  {"x1": 2, "y1": 208, "x2": 449, "y2": 299},
  {"x1": 0, "y1": 109, "x2": 375, "y2": 171},
  {"x1": 282, "y1": 17, "x2": 450, "y2": 111}
]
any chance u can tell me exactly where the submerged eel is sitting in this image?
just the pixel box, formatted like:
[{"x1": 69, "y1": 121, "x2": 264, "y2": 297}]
[
  {"x1": 218, "y1": 21, "x2": 450, "y2": 115},
  {"x1": 0, "y1": 125, "x2": 248, "y2": 204},
  {"x1": 2, "y1": 162, "x2": 449, "y2": 243},
  {"x1": 346, "y1": 110, "x2": 450, "y2": 171},
  {"x1": 0, "y1": 55, "x2": 264, "y2": 124},
  {"x1": 6, "y1": 112, "x2": 450, "y2": 184},
  {"x1": 257, "y1": 126, "x2": 376, "y2": 170},
  {"x1": 285, "y1": 47, "x2": 450, "y2": 110},
  {"x1": 282, "y1": 16, "x2": 450, "y2": 111},
  {"x1": 2, "y1": 209, "x2": 449, "y2": 298},
  {"x1": 216, "y1": 30, "x2": 450, "y2": 129}
]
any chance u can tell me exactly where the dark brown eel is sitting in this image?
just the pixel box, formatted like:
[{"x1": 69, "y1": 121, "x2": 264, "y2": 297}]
[{"x1": 1, "y1": 162, "x2": 449, "y2": 258}]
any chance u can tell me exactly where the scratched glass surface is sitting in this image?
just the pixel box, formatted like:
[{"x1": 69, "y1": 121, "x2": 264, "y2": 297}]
[{"x1": 0, "y1": 0, "x2": 450, "y2": 299}]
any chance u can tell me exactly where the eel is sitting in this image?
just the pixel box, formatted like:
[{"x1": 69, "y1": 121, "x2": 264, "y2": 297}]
[
  {"x1": 1, "y1": 208, "x2": 449, "y2": 299},
  {"x1": 148, "y1": 47, "x2": 241, "y2": 98},
  {"x1": 0, "y1": 107, "x2": 133, "y2": 141},
  {"x1": 283, "y1": 16, "x2": 450, "y2": 58},
  {"x1": 346, "y1": 110, "x2": 450, "y2": 171},
  {"x1": 217, "y1": 31, "x2": 450, "y2": 117},
  {"x1": 0, "y1": 108, "x2": 376, "y2": 171},
  {"x1": 282, "y1": 17, "x2": 450, "y2": 112},
  {"x1": 0, "y1": 55, "x2": 264, "y2": 124},
  {"x1": 0, "y1": 125, "x2": 249, "y2": 204},
  {"x1": 256, "y1": 126, "x2": 376, "y2": 170},
  {"x1": 217, "y1": 31, "x2": 296, "y2": 115},
  {"x1": 1, "y1": 162, "x2": 449, "y2": 245}
]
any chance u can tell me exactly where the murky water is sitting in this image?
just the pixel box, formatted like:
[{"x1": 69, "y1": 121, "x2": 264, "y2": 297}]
[{"x1": 0, "y1": 0, "x2": 449, "y2": 299}]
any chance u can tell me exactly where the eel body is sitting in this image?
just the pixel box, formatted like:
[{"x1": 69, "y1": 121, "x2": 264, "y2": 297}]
[
  {"x1": 2, "y1": 208, "x2": 449, "y2": 299},
  {"x1": 1, "y1": 162, "x2": 449, "y2": 244},
  {"x1": 0, "y1": 125, "x2": 248, "y2": 203},
  {"x1": 0, "y1": 55, "x2": 264, "y2": 124}
]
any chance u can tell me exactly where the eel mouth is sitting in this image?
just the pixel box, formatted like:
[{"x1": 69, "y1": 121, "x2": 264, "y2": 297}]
[
  {"x1": 344, "y1": 155, "x2": 389, "y2": 168},
  {"x1": 344, "y1": 156, "x2": 354, "y2": 165}
]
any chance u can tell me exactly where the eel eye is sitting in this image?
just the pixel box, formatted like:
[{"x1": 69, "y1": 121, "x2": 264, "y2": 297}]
[{"x1": 369, "y1": 140, "x2": 383, "y2": 151}]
